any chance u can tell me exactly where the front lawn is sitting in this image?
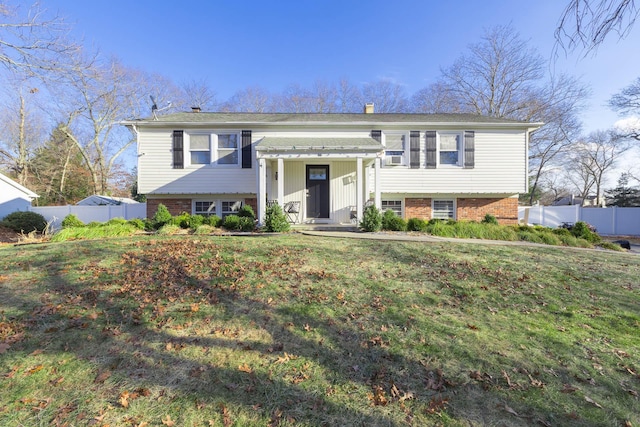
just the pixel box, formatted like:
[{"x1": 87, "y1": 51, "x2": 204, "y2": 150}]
[{"x1": 1, "y1": 235, "x2": 638, "y2": 426}]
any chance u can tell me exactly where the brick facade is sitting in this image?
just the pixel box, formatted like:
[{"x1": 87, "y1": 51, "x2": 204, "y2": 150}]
[
  {"x1": 404, "y1": 197, "x2": 518, "y2": 225},
  {"x1": 146, "y1": 198, "x2": 193, "y2": 218}
]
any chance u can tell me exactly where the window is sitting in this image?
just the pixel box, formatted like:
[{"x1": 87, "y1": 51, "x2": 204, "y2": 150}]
[
  {"x1": 194, "y1": 201, "x2": 217, "y2": 216},
  {"x1": 217, "y1": 134, "x2": 239, "y2": 165},
  {"x1": 190, "y1": 134, "x2": 211, "y2": 165},
  {"x1": 439, "y1": 132, "x2": 461, "y2": 165},
  {"x1": 432, "y1": 200, "x2": 455, "y2": 219},
  {"x1": 187, "y1": 132, "x2": 240, "y2": 166},
  {"x1": 221, "y1": 200, "x2": 242, "y2": 218},
  {"x1": 384, "y1": 132, "x2": 407, "y2": 166},
  {"x1": 382, "y1": 200, "x2": 403, "y2": 216}
]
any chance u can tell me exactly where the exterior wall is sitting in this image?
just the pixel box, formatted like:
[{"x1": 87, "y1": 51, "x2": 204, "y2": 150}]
[
  {"x1": 0, "y1": 181, "x2": 35, "y2": 219},
  {"x1": 147, "y1": 198, "x2": 192, "y2": 217},
  {"x1": 404, "y1": 197, "x2": 518, "y2": 224},
  {"x1": 379, "y1": 130, "x2": 527, "y2": 194}
]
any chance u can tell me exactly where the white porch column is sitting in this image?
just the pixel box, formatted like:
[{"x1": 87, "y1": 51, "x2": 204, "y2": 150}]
[
  {"x1": 356, "y1": 157, "x2": 363, "y2": 221},
  {"x1": 374, "y1": 157, "x2": 381, "y2": 209},
  {"x1": 277, "y1": 158, "x2": 284, "y2": 206},
  {"x1": 258, "y1": 158, "x2": 267, "y2": 225}
]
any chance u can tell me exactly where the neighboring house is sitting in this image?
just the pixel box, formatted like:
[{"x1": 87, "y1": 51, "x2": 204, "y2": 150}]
[
  {"x1": 551, "y1": 195, "x2": 598, "y2": 207},
  {"x1": 77, "y1": 195, "x2": 139, "y2": 206},
  {"x1": 0, "y1": 172, "x2": 39, "y2": 219},
  {"x1": 123, "y1": 106, "x2": 542, "y2": 225}
]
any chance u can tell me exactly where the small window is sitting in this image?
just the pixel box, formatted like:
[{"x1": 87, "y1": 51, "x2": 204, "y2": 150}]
[
  {"x1": 432, "y1": 199, "x2": 455, "y2": 220},
  {"x1": 221, "y1": 200, "x2": 242, "y2": 218},
  {"x1": 439, "y1": 132, "x2": 461, "y2": 166},
  {"x1": 194, "y1": 201, "x2": 217, "y2": 216},
  {"x1": 308, "y1": 168, "x2": 327, "y2": 180},
  {"x1": 382, "y1": 200, "x2": 402, "y2": 217},
  {"x1": 384, "y1": 132, "x2": 406, "y2": 166},
  {"x1": 190, "y1": 134, "x2": 211, "y2": 165},
  {"x1": 217, "y1": 134, "x2": 239, "y2": 165}
]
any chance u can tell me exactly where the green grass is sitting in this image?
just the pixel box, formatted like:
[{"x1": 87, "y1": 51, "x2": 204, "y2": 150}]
[{"x1": 1, "y1": 235, "x2": 639, "y2": 426}]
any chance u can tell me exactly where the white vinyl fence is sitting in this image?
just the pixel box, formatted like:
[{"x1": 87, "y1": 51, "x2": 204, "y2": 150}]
[
  {"x1": 30, "y1": 203, "x2": 147, "y2": 230},
  {"x1": 519, "y1": 205, "x2": 640, "y2": 236}
]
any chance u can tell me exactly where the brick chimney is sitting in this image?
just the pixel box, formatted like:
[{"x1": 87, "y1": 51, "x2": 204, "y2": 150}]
[
  {"x1": 191, "y1": 106, "x2": 201, "y2": 113},
  {"x1": 364, "y1": 103, "x2": 374, "y2": 114}
]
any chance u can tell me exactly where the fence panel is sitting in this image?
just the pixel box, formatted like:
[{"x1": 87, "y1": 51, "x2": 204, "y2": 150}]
[
  {"x1": 519, "y1": 206, "x2": 640, "y2": 236},
  {"x1": 30, "y1": 204, "x2": 147, "y2": 229}
]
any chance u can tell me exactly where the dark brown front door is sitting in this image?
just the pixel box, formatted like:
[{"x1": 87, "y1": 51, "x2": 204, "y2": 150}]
[{"x1": 306, "y1": 165, "x2": 329, "y2": 218}]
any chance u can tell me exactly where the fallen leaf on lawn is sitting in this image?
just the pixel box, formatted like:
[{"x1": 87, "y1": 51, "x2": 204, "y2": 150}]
[
  {"x1": 560, "y1": 384, "x2": 578, "y2": 393},
  {"x1": 584, "y1": 396, "x2": 602, "y2": 408},
  {"x1": 136, "y1": 422, "x2": 148, "y2": 427},
  {"x1": 238, "y1": 363, "x2": 253, "y2": 373},
  {"x1": 25, "y1": 365, "x2": 43, "y2": 375},
  {"x1": 0, "y1": 343, "x2": 9, "y2": 354},
  {"x1": 504, "y1": 404, "x2": 520, "y2": 417},
  {"x1": 94, "y1": 370, "x2": 112, "y2": 384},
  {"x1": 162, "y1": 415, "x2": 175, "y2": 426},
  {"x1": 49, "y1": 376, "x2": 64, "y2": 386},
  {"x1": 119, "y1": 391, "x2": 130, "y2": 408}
]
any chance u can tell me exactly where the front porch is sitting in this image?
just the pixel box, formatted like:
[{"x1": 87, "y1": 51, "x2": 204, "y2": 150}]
[{"x1": 255, "y1": 137, "x2": 384, "y2": 225}]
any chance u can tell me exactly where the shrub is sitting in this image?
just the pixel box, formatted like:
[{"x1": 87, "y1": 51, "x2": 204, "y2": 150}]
[
  {"x1": 87, "y1": 221, "x2": 102, "y2": 228},
  {"x1": 552, "y1": 227, "x2": 572, "y2": 236},
  {"x1": 51, "y1": 223, "x2": 138, "y2": 242},
  {"x1": 570, "y1": 221, "x2": 600, "y2": 243},
  {"x1": 152, "y1": 204, "x2": 172, "y2": 229},
  {"x1": 193, "y1": 225, "x2": 216, "y2": 235},
  {"x1": 106, "y1": 217, "x2": 127, "y2": 226},
  {"x1": 222, "y1": 215, "x2": 241, "y2": 231},
  {"x1": 238, "y1": 216, "x2": 255, "y2": 232},
  {"x1": 481, "y1": 213, "x2": 499, "y2": 225},
  {"x1": 203, "y1": 214, "x2": 222, "y2": 227},
  {"x1": 127, "y1": 218, "x2": 146, "y2": 230},
  {"x1": 156, "y1": 224, "x2": 181, "y2": 235},
  {"x1": 407, "y1": 218, "x2": 428, "y2": 232},
  {"x1": 237, "y1": 205, "x2": 256, "y2": 220},
  {"x1": 1, "y1": 211, "x2": 48, "y2": 233},
  {"x1": 171, "y1": 212, "x2": 191, "y2": 229},
  {"x1": 381, "y1": 210, "x2": 406, "y2": 231},
  {"x1": 360, "y1": 205, "x2": 382, "y2": 232},
  {"x1": 61, "y1": 214, "x2": 84, "y2": 229},
  {"x1": 263, "y1": 204, "x2": 290, "y2": 232},
  {"x1": 598, "y1": 241, "x2": 624, "y2": 251}
]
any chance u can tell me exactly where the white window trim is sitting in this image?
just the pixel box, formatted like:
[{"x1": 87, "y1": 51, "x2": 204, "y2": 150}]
[
  {"x1": 432, "y1": 199, "x2": 456, "y2": 220},
  {"x1": 437, "y1": 131, "x2": 463, "y2": 167},
  {"x1": 383, "y1": 131, "x2": 409, "y2": 167},
  {"x1": 185, "y1": 131, "x2": 241, "y2": 167},
  {"x1": 381, "y1": 199, "x2": 403, "y2": 217},
  {"x1": 193, "y1": 200, "x2": 218, "y2": 216}
]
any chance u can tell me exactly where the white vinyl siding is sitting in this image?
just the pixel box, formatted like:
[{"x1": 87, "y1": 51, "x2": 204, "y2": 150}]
[{"x1": 379, "y1": 130, "x2": 527, "y2": 194}]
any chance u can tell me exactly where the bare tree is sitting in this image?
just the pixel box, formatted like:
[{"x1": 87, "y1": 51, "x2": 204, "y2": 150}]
[
  {"x1": 336, "y1": 78, "x2": 362, "y2": 113},
  {"x1": 222, "y1": 86, "x2": 272, "y2": 113},
  {"x1": 609, "y1": 76, "x2": 640, "y2": 140},
  {"x1": 411, "y1": 81, "x2": 463, "y2": 114},
  {"x1": 555, "y1": 0, "x2": 639, "y2": 52},
  {"x1": 181, "y1": 78, "x2": 218, "y2": 111},
  {"x1": 0, "y1": 1, "x2": 78, "y2": 73},
  {"x1": 361, "y1": 79, "x2": 409, "y2": 113},
  {"x1": 569, "y1": 130, "x2": 631, "y2": 205}
]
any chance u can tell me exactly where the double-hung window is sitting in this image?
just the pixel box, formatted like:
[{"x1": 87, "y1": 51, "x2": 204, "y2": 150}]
[
  {"x1": 187, "y1": 132, "x2": 240, "y2": 166},
  {"x1": 438, "y1": 132, "x2": 462, "y2": 166},
  {"x1": 381, "y1": 200, "x2": 403, "y2": 217},
  {"x1": 194, "y1": 201, "x2": 217, "y2": 216},
  {"x1": 221, "y1": 200, "x2": 242, "y2": 218},
  {"x1": 384, "y1": 132, "x2": 407, "y2": 166},
  {"x1": 193, "y1": 200, "x2": 243, "y2": 218},
  {"x1": 432, "y1": 199, "x2": 455, "y2": 219}
]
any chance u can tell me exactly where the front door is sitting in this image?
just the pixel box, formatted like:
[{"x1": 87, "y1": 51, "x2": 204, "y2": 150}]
[{"x1": 306, "y1": 165, "x2": 330, "y2": 219}]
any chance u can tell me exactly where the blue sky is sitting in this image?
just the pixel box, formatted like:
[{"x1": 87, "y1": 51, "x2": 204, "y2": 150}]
[{"x1": 35, "y1": 1, "x2": 638, "y2": 128}]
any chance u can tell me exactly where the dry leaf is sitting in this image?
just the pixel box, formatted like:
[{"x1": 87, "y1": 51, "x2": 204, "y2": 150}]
[
  {"x1": 238, "y1": 363, "x2": 253, "y2": 373},
  {"x1": 119, "y1": 391, "x2": 130, "y2": 408},
  {"x1": 560, "y1": 384, "x2": 578, "y2": 393},
  {"x1": 504, "y1": 404, "x2": 520, "y2": 417},
  {"x1": 0, "y1": 343, "x2": 10, "y2": 354},
  {"x1": 94, "y1": 370, "x2": 112, "y2": 384},
  {"x1": 584, "y1": 396, "x2": 602, "y2": 408},
  {"x1": 162, "y1": 415, "x2": 175, "y2": 426}
]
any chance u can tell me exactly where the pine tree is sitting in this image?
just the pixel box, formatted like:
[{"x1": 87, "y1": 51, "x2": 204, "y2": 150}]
[{"x1": 605, "y1": 173, "x2": 640, "y2": 207}]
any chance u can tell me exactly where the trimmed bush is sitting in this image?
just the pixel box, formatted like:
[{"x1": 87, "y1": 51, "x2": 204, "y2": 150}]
[
  {"x1": 152, "y1": 204, "x2": 172, "y2": 229},
  {"x1": 360, "y1": 205, "x2": 382, "y2": 232},
  {"x1": 222, "y1": 215, "x2": 241, "y2": 231},
  {"x1": 106, "y1": 217, "x2": 127, "y2": 226},
  {"x1": 156, "y1": 224, "x2": 181, "y2": 235},
  {"x1": 61, "y1": 214, "x2": 84, "y2": 229},
  {"x1": 263, "y1": 204, "x2": 290, "y2": 232},
  {"x1": 237, "y1": 205, "x2": 256, "y2": 220},
  {"x1": 407, "y1": 218, "x2": 428, "y2": 232},
  {"x1": 481, "y1": 213, "x2": 499, "y2": 225},
  {"x1": 238, "y1": 216, "x2": 255, "y2": 232},
  {"x1": 193, "y1": 225, "x2": 216, "y2": 235},
  {"x1": 381, "y1": 209, "x2": 407, "y2": 231},
  {"x1": 570, "y1": 221, "x2": 600, "y2": 243},
  {"x1": 203, "y1": 214, "x2": 222, "y2": 227},
  {"x1": 1, "y1": 211, "x2": 47, "y2": 233},
  {"x1": 171, "y1": 212, "x2": 191, "y2": 229}
]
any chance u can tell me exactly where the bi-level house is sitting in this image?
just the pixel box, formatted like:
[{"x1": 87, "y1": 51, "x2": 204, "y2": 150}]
[{"x1": 123, "y1": 105, "x2": 541, "y2": 225}]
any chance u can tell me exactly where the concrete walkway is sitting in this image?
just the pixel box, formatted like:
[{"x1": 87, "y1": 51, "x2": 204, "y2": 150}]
[{"x1": 298, "y1": 230, "x2": 640, "y2": 255}]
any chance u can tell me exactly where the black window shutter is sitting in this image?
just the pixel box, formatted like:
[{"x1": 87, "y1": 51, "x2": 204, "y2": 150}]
[
  {"x1": 242, "y1": 130, "x2": 252, "y2": 169},
  {"x1": 371, "y1": 130, "x2": 382, "y2": 142},
  {"x1": 172, "y1": 130, "x2": 184, "y2": 169},
  {"x1": 464, "y1": 131, "x2": 475, "y2": 169},
  {"x1": 425, "y1": 131, "x2": 437, "y2": 169},
  {"x1": 410, "y1": 131, "x2": 420, "y2": 168}
]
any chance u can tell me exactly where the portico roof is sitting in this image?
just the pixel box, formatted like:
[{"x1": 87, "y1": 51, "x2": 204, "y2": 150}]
[{"x1": 256, "y1": 137, "x2": 383, "y2": 152}]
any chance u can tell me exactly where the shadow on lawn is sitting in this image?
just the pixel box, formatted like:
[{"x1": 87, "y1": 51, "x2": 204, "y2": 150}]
[{"x1": 1, "y1": 237, "x2": 638, "y2": 426}]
